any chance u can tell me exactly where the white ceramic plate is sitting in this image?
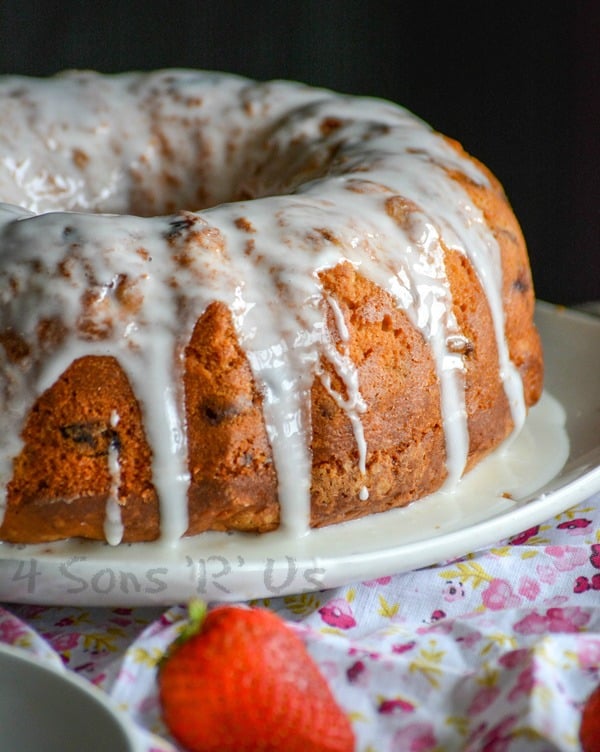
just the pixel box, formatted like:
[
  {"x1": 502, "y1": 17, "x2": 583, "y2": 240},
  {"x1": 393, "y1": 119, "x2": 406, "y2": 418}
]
[
  {"x1": 0, "y1": 642, "x2": 142, "y2": 752},
  {"x1": 1, "y1": 302, "x2": 599, "y2": 606}
]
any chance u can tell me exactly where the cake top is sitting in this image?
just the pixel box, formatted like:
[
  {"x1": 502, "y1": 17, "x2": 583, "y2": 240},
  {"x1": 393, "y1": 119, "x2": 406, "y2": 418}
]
[{"x1": 0, "y1": 70, "x2": 526, "y2": 542}]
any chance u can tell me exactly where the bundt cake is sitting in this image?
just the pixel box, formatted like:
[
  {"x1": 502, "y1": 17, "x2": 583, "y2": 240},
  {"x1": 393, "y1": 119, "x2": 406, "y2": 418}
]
[{"x1": 0, "y1": 70, "x2": 543, "y2": 546}]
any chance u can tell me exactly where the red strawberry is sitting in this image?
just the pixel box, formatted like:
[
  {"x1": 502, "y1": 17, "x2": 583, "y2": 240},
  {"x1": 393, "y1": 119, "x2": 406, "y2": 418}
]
[
  {"x1": 158, "y1": 601, "x2": 355, "y2": 752},
  {"x1": 580, "y1": 684, "x2": 600, "y2": 752}
]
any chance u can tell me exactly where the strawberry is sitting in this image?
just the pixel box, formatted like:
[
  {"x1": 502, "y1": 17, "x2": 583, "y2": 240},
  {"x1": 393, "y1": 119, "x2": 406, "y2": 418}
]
[
  {"x1": 158, "y1": 601, "x2": 355, "y2": 752},
  {"x1": 580, "y1": 684, "x2": 600, "y2": 752}
]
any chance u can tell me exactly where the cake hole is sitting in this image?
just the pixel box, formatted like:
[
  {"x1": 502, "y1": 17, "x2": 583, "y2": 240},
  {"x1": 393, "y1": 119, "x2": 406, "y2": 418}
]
[{"x1": 49, "y1": 108, "x2": 349, "y2": 217}]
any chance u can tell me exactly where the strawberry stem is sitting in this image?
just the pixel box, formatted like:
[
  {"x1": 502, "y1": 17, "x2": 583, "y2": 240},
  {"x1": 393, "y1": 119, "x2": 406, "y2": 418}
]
[
  {"x1": 160, "y1": 599, "x2": 208, "y2": 667},
  {"x1": 158, "y1": 598, "x2": 208, "y2": 671},
  {"x1": 188, "y1": 599, "x2": 208, "y2": 628},
  {"x1": 181, "y1": 598, "x2": 208, "y2": 642}
]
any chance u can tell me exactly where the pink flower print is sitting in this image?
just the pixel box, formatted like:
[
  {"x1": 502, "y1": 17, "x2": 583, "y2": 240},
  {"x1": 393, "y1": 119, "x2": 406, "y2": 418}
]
[
  {"x1": 498, "y1": 648, "x2": 530, "y2": 670},
  {"x1": 73, "y1": 662, "x2": 96, "y2": 674},
  {"x1": 13, "y1": 605, "x2": 48, "y2": 620},
  {"x1": 47, "y1": 631, "x2": 80, "y2": 653},
  {"x1": 378, "y1": 696, "x2": 416, "y2": 714},
  {"x1": 318, "y1": 598, "x2": 356, "y2": 629},
  {"x1": 109, "y1": 617, "x2": 133, "y2": 627},
  {"x1": 467, "y1": 685, "x2": 501, "y2": 715},
  {"x1": 391, "y1": 722, "x2": 437, "y2": 752},
  {"x1": 557, "y1": 518, "x2": 592, "y2": 535},
  {"x1": 546, "y1": 606, "x2": 591, "y2": 631},
  {"x1": 518, "y1": 576, "x2": 540, "y2": 601},
  {"x1": 317, "y1": 660, "x2": 341, "y2": 682},
  {"x1": 545, "y1": 545, "x2": 588, "y2": 571},
  {"x1": 346, "y1": 659, "x2": 367, "y2": 685},
  {"x1": 509, "y1": 525, "x2": 540, "y2": 545},
  {"x1": 442, "y1": 580, "x2": 465, "y2": 602},
  {"x1": 348, "y1": 646, "x2": 380, "y2": 660},
  {"x1": 143, "y1": 612, "x2": 180, "y2": 638},
  {"x1": 417, "y1": 618, "x2": 453, "y2": 635},
  {"x1": 513, "y1": 612, "x2": 551, "y2": 635},
  {"x1": 0, "y1": 616, "x2": 28, "y2": 644},
  {"x1": 544, "y1": 594, "x2": 569, "y2": 608},
  {"x1": 574, "y1": 574, "x2": 600, "y2": 593},
  {"x1": 392, "y1": 640, "x2": 416, "y2": 654},
  {"x1": 535, "y1": 564, "x2": 557, "y2": 585},
  {"x1": 477, "y1": 714, "x2": 518, "y2": 752},
  {"x1": 591, "y1": 544, "x2": 600, "y2": 569},
  {"x1": 139, "y1": 695, "x2": 161, "y2": 714},
  {"x1": 514, "y1": 606, "x2": 591, "y2": 635},
  {"x1": 114, "y1": 667, "x2": 136, "y2": 684},
  {"x1": 507, "y1": 664, "x2": 535, "y2": 702},
  {"x1": 363, "y1": 576, "x2": 392, "y2": 587},
  {"x1": 456, "y1": 630, "x2": 482, "y2": 649},
  {"x1": 481, "y1": 579, "x2": 521, "y2": 610},
  {"x1": 55, "y1": 617, "x2": 75, "y2": 628},
  {"x1": 577, "y1": 638, "x2": 600, "y2": 670}
]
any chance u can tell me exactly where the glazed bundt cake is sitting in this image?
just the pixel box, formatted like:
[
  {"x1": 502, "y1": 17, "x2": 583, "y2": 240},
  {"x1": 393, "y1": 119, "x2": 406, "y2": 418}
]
[{"x1": 0, "y1": 70, "x2": 542, "y2": 546}]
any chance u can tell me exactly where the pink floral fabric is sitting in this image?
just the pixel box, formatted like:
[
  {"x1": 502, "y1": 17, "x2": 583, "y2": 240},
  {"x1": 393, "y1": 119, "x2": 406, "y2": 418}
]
[{"x1": 2, "y1": 492, "x2": 600, "y2": 751}]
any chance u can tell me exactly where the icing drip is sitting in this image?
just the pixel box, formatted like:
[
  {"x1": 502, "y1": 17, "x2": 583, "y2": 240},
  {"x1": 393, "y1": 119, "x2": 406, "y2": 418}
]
[
  {"x1": 104, "y1": 410, "x2": 124, "y2": 546},
  {"x1": 400, "y1": 213, "x2": 469, "y2": 489},
  {"x1": 318, "y1": 295, "x2": 369, "y2": 499},
  {"x1": 0, "y1": 70, "x2": 527, "y2": 538}
]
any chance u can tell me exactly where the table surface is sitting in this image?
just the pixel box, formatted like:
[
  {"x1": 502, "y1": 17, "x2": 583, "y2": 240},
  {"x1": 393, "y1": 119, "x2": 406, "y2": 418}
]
[{"x1": 2, "y1": 488, "x2": 599, "y2": 752}]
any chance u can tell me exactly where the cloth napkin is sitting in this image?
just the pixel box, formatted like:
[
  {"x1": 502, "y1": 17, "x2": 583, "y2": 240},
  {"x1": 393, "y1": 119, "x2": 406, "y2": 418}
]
[{"x1": 2, "y1": 491, "x2": 600, "y2": 752}]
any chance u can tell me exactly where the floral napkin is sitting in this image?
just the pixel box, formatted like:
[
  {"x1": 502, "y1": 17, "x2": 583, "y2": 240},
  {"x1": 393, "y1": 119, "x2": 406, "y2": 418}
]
[{"x1": 2, "y1": 492, "x2": 600, "y2": 751}]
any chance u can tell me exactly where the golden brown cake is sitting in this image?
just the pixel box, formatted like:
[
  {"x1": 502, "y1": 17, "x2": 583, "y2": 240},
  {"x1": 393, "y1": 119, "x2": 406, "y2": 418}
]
[{"x1": 0, "y1": 70, "x2": 542, "y2": 546}]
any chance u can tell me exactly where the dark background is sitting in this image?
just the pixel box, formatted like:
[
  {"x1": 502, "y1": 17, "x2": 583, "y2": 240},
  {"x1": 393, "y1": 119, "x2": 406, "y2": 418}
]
[{"x1": 0, "y1": 0, "x2": 598, "y2": 305}]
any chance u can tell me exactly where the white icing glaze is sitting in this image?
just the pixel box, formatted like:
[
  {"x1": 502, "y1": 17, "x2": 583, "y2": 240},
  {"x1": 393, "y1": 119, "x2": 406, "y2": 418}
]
[
  {"x1": 317, "y1": 296, "x2": 369, "y2": 499},
  {"x1": 104, "y1": 410, "x2": 124, "y2": 546},
  {"x1": 0, "y1": 70, "x2": 526, "y2": 542}
]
